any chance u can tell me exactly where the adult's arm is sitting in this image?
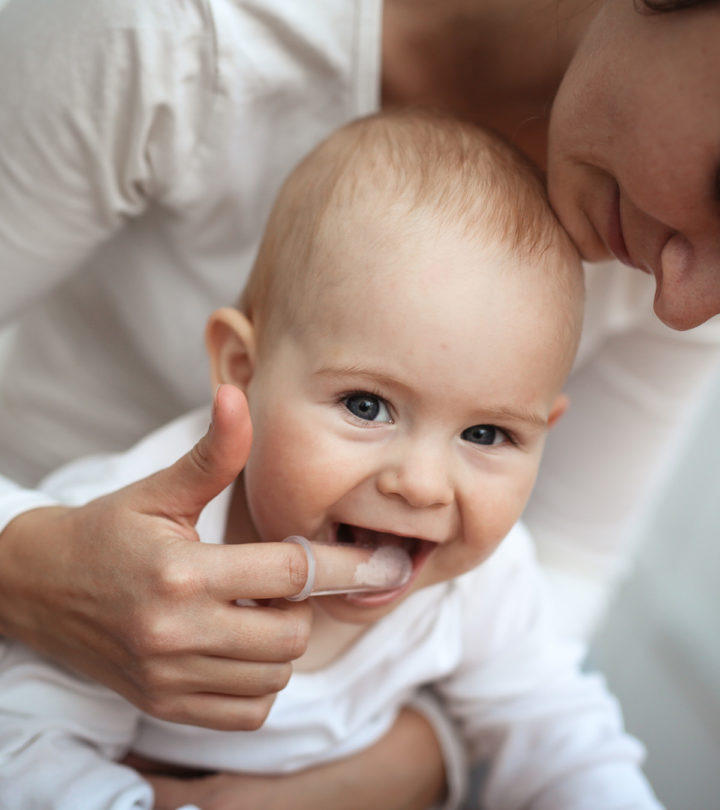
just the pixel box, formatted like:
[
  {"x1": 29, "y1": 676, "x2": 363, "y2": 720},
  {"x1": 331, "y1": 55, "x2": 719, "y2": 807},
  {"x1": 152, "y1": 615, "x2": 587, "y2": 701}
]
[
  {"x1": 139, "y1": 707, "x2": 446, "y2": 810},
  {"x1": 0, "y1": 716, "x2": 444, "y2": 810},
  {"x1": 0, "y1": 648, "x2": 445, "y2": 810},
  {"x1": 525, "y1": 263, "x2": 720, "y2": 638}
]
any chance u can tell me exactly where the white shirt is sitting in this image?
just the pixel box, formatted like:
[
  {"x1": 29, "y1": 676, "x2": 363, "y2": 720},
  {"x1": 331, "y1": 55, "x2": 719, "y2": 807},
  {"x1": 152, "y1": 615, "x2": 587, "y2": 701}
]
[
  {"x1": 0, "y1": 0, "x2": 718, "y2": 643},
  {"x1": 0, "y1": 0, "x2": 381, "y2": 482},
  {"x1": 0, "y1": 409, "x2": 663, "y2": 810}
]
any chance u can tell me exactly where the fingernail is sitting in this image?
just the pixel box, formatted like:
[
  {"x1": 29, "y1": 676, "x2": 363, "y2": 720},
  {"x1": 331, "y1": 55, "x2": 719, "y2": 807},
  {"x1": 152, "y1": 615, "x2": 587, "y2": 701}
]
[{"x1": 211, "y1": 384, "x2": 222, "y2": 422}]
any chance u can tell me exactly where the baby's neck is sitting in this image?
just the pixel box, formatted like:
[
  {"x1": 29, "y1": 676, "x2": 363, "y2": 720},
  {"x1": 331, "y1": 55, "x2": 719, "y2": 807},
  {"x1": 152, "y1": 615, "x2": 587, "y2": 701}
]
[{"x1": 293, "y1": 603, "x2": 369, "y2": 673}]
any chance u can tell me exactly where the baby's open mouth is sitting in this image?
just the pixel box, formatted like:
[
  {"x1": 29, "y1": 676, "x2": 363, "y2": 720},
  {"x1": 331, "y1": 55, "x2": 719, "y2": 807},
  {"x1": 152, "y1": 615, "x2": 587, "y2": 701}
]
[
  {"x1": 320, "y1": 523, "x2": 435, "y2": 602},
  {"x1": 334, "y1": 523, "x2": 423, "y2": 558}
]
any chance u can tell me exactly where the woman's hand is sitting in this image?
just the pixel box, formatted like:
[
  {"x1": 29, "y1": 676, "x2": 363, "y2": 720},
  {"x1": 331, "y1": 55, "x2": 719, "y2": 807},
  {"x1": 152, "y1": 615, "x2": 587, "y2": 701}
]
[
  {"x1": 129, "y1": 706, "x2": 447, "y2": 810},
  {"x1": 0, "y1": 385, "x2": 317, "y2": 730}
]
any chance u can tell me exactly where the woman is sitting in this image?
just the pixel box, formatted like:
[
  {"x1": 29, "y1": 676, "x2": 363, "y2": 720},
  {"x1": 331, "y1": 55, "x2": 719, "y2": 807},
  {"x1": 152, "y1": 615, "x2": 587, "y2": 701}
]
[{"x1": 1, "y1": 0, "x2": 719, "y2": 806}]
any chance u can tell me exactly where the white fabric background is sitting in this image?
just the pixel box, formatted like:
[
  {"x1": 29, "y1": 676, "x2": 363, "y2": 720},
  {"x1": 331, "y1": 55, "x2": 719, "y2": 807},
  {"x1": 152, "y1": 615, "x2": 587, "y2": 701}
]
[{"x1": 590, "y1": 362, "x2": 720, "y2": 810}]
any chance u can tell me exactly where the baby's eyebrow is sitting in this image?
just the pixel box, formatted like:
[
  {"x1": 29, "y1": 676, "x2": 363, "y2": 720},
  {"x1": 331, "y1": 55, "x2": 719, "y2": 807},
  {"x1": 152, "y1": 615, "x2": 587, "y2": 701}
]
[
  {"x1": 314, "y1": 365, "x2": 401, "y2": 387},
  {"x1": 314, "y1": 364, "x2": 421, "y2": 400},
  {"x1": 314, "y1": 366, "x2": 548, "y2": 429},
  {"x1": 468, "y1": 405, "x2": 548, "y2": 430}
]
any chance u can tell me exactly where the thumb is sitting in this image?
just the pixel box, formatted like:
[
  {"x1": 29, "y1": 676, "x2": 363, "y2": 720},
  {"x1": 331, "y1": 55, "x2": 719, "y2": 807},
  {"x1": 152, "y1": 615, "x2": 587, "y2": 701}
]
[{"x1": 132, "y1": 384, "x2": 252, "y2": 523}]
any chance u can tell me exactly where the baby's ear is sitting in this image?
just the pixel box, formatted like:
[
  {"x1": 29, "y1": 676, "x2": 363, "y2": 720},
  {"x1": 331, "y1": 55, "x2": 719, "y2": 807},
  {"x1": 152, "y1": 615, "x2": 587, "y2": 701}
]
[
  {"x1": 547, "y1": 394, "x2": 569, "y2": 429},
  {"x1": 205, "y1": 307, "x2": 256, "y2": 390}
]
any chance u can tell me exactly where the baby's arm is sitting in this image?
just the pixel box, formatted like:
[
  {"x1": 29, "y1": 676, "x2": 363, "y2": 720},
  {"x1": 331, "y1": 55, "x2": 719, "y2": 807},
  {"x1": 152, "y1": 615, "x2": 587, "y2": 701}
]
[
  {"x1": 0, "y1": 640, "x2": 153, "y2": 810},
  {"x1": 439, "y1": 525, "x2": 663, "y2": 810}
]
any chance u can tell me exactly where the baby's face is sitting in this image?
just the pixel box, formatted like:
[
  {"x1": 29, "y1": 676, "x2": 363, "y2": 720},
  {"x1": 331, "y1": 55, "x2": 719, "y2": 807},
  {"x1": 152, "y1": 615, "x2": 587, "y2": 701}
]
[{"x1": 241, "y1": 216, "x2": 579, "y2": 625}]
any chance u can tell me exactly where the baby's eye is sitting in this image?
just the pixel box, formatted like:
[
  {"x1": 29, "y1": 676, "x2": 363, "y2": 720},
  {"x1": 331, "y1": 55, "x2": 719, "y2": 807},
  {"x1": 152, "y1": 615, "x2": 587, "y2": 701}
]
[
  {"x1": 461, "y1": 424, "x2": 508, "y2": 446},
  {"x1": 343, "y1": 393, "x2": 392, "y2": 423}
]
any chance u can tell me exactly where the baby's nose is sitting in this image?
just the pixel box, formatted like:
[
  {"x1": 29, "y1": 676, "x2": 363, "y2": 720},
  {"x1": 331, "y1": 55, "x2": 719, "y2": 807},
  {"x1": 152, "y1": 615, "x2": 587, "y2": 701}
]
[{"x1": 376, "y1": 443, "x2": 453, "y2": 509}]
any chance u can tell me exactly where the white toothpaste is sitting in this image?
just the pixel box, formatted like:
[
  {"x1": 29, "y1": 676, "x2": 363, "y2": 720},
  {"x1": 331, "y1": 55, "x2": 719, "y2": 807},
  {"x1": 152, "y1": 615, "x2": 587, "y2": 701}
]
[{"x1": 353, "y1": 546, "x2": 412, "y2": 588}]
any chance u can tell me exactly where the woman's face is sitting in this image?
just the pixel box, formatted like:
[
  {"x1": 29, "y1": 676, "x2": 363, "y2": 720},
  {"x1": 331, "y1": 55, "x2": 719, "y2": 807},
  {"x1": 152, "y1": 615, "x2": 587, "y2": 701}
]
[{"x1": 548, "y1": 0, "x2": 720, "y2": 329}]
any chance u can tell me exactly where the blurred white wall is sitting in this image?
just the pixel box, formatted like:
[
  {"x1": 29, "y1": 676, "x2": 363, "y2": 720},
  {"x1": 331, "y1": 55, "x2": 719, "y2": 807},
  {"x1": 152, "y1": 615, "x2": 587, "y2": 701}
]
[
  {"x1": 0, "y1": 325, "x2": 14, "y2": 367},
  {"x1": 591, "y1": 365, "x2": 720, "y2": 810}
]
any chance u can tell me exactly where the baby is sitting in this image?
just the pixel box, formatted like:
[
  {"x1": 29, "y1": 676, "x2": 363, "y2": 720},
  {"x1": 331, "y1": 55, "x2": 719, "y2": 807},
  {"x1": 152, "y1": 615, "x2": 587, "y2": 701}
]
[{"x1": 0, "y1": 112, "x2": 661, "y2": 809}]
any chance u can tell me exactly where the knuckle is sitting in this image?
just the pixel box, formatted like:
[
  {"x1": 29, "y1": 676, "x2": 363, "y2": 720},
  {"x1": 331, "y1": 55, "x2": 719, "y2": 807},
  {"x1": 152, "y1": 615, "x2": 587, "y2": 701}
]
[
  {"x1": 136, "y1": 661, "x2": 175, "y2": 693},
  {"x1": 282, "y1": 614, "x2": 311, "y2": 660},
  {"x1": 130, "y1": 614, "x2": 180, "y2": 658},
  {"x1": 242, "y1": 695, "x2": 275, "y2": 731},
  {"x1": 285, "y1": 546, "x2": 310, "y2": 594},
  {"x1": 137, "y1": 691, "x2": 177, "y2": 722},
  {"x1": 150, "y1": 556, "x2": 199, "y2": 601},
  {"x1": 267, "y1": 663, "x2": 292, "y2": 692}
]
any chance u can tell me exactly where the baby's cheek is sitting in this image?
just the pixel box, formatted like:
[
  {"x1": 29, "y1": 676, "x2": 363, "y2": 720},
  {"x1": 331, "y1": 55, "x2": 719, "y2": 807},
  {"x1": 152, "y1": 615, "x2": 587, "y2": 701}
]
[
  {"x1": 243, "y1": 417, "x2": 337, "y2": 540},
  {"x1": 466, "y1": 485, "x2": 532, "y2": 556},
  {"x1": 242, "y1": 434, "x2": 307, "y2": 538}
]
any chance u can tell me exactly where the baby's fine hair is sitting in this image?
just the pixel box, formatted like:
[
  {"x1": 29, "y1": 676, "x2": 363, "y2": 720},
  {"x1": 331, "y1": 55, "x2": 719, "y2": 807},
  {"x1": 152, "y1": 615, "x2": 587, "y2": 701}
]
[{"x1": 241, "y1": 110, "x2": 578, "y2": 336}]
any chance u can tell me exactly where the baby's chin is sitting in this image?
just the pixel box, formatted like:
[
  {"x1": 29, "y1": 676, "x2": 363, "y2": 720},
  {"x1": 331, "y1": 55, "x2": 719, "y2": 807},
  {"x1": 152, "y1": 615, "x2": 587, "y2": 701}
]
[{"x1": 309, "y1": 589, "x2": 414, "y2": 625}]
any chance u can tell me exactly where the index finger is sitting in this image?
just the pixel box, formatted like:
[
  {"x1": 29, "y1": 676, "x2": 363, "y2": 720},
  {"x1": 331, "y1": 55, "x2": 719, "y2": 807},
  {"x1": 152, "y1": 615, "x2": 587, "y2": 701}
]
[
  {"x1": 195, "y1": 540, "x2": 411, "y2": 601},
  {"x1": 196, "y1": 542, "x2": 310, "y2": 601}
]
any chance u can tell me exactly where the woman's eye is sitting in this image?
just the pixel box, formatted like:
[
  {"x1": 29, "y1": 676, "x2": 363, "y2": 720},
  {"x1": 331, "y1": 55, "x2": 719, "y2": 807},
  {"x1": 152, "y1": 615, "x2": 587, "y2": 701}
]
[
  {"x1": 461, "y1": 424, "x2": 508, "y2": 446},
  {"x1": 343, "y1": 393, "x2": 392, "y2": 423}
]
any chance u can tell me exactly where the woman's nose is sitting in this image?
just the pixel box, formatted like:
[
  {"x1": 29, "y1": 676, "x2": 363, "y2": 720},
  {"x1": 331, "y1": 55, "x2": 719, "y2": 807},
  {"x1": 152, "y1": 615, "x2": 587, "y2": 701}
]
[
  {"x1": 376, "y1": 443, "x2": 454, "y2": 509},
  {"x1": 655, "y1": 233, "x2": 720, "y2": 329}
]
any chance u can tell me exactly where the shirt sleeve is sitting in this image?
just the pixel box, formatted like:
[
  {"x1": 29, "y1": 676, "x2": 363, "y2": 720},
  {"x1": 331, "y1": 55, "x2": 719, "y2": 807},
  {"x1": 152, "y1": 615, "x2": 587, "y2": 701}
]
[
  {"x1": 0, "y1": 0, "x2": 218, "y2": 324},
  {"x1": 525, "y1": 263, "x2": 720, "y2": 638},
  {"x1": 0, "y1": 640, "x2": 150, "y2": 810},
  {"x1": 0, "y1": 474, "x2": 60, "y2": 533},
  {"x1": 436, "y1": 526, "x2": 664, "y2": 810}
]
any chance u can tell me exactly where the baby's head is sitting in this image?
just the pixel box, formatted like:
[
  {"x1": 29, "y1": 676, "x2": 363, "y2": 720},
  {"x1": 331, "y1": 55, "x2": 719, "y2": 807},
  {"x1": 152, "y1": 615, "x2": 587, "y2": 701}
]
[
  {"x1": 239, "y1": 110, "x2": 581, "y2": 356},
  {"x1": 207, "y1": 111, "x2": 583, "y2": 624}
]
